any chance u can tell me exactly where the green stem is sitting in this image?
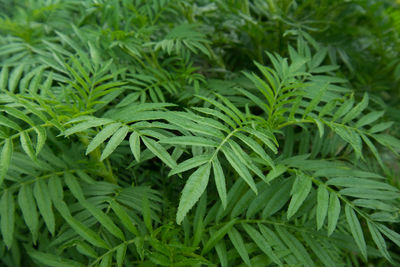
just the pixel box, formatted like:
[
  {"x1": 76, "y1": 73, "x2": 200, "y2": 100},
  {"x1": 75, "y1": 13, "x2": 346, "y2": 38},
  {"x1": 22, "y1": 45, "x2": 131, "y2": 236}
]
[{"x1": 208, "y1": 128, "x2": 240, "y2": 163}]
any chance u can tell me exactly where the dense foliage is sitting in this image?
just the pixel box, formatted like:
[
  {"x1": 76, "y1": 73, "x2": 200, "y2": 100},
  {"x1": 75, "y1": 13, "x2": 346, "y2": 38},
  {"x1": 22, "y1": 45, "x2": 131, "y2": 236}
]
[{"x1": 1, "y1": 0, "x2": 400, "y2": 266}]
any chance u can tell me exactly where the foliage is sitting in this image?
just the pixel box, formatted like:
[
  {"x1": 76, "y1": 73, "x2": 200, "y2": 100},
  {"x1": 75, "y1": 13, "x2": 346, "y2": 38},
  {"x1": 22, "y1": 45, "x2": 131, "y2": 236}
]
[{"x1": 0, "y1": 0, "x2": 400, "y2": 266}]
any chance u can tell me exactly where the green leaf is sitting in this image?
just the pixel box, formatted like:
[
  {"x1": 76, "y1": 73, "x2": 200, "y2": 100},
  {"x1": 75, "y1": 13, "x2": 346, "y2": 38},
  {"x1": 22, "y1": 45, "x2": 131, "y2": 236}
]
[
  {"x1": 339, "y1": 188, "x2": 399, "y2": 200},
  {"x1": 262, "y1": 178, "x2": 293, "y2": 218},
  {"x1": 75, "y1": 241, "x2": 98, "y2": 258},
  {"x1": 83, "y1": 200, "x2": 125, "y2": 240},
  {"x1": 109, "y1": 201, "x2": 139, "y2": 235},
  {"x1": 28, "y1": 250, "x2": 85, "y2": 267},
  {"x1": 143, "y1": 193, "x2": 152, "y2": 232},
  {"x1": 129, "y1": 132, "x2": 141, "y2": 162},
  {"x1": 265, "y1": 164, "x2": 286, "y2": 183},
  {"x1": 193, "y1": 193, "x2": 207, "y2": 247},
  {"x1": 355, "y1": 111, "x2": 384, "y2": 128},
  {"x1": 33, "y1": 179, "x2": 55, "y2": 235},
  {"x1": 327, "y1": 193, "x2": 341, "y2": 236},
  {"x1": 316, "y1": 185, "x2": 329, "y2": 230},
  {"x1": 327, "y1": 177, "x2": 398, "y2": 191},
  {"x1": 64, "y1": 118, "x2": 112, "y2": 136},
  {"x1": 0, "y1": 190, "x2": 15, "y2": 248},
  {"x1": 177, "y1": 163, "x2": 211, "y2": 224},
  {"x1": 20, "y1": 131, "x2": 37, "y2": 162},
  {"x1": 34, "y1": 126, "x2": 47, "y2": 155},
  {"x1": 0, "y1": 115, "x2": 22, "y2": 131},
  {"x1": 196, "y1": 95, "x2": 242, "y2": 126},
  {"x1": 303, "y1": 83, "x2": 328, "y2": 118},
  {"x1": 244, "y1": 127, "x2": 278, "y2": 154},
  {"x1": 243, "y1": 72, "x2": 274, "y2": 109},
  {"x1": 0, "y1": 138, "x2": 13, "y2": 186},
  {"x1": 215, "y1": 240, "x2": 228, "y2": 267},
  {"x1": 100, "y1": 125, "x2": 130, "y2": 160},
  {"x1": 142, "y1": 136, "x2": 177, "y2": 168},
  {"x1": 221, "y1": 146, "x2": 257, "y2": 194},
  {"x1": 376, "y1": 224, "x2": 400, "y2": 247},
  {"x1": 332, "y1": 95, "x2": 354, "y2": 121},
  {"x1": 193, "y1": 107, "x2": 236, "y2": 129},
  {"x1": 1, "y1": 106, "x2": 34, "y2": 126},
  {"x1": 342, "y1": 93, "x2": 369, "y2": 124},
  {"x1": 228, "y1": 226, "x2": 251, "y2": 267},
  {"x1": 242, "y1": 223, "x2": 282, "y2": 266},
  {"x1": 275, "y1": 226, "x2": 315, "y2": 267},
  {"x1": 148, "y1": 252, "x2": 170, "y2": 266},
  {"x1": 212, "y1": 157, "x2": 227, "y2": 209},
  {"x1": 367, "y1": 221, "x2": 392, "y2": 262},
  {"x1": 64, "y1": 215, "x2": 109, "y2": 249},
  {"x1": 330, "y1": 124, "x2": 362, "y2": 158},
  {"x1": 167, "y1": 113, "x2": 223, "y2": 138},
  {"x1": 65, "y1": 172, "x2": 85, "y2": 198},
  {"x1": 228, "y1": 139, "x2": 264, "y2": 181},
  {"x1": 369, "y1": 122, "x2": 393, "y2": 134},
  {"x1": 182, "y1": 110, "x2": 230, "y2": 133},
  {"x1": 236, "y1": 87, "x2": 270, "y2": 115},
  {"x1": 99, "y1": 253, "x2": 112, "y2": 267},
  {"x1": 117, "y1": 243, "x2": 127, "y2": 267},
  {"x1": 169, "y1": 154, "x2": 211, "y2": 176},
  {"x1": 234, "y1": 132, "x2": 275, "y2": 168},
  {"x1": 160, "y1": 136, "x2": 218, "y2": 147},
  {"x1": 202, "y1": 219, "x2": 237, "y2": 254},
  {"x1": 0, "y1": 65, "x2": 8, "y2": 89},
  {"x1": 353, "y1": 199, "x2": 397, "y2": 212},
  {"x1": 18, "y1": 185, "x2": 39, "y2": 241},
  {"x1": 345, "y1": 204, "x2": 367, "y2": 260},
  {"x1": 313, "y1": 118, "x2": 325, "y2": 138},
  {"x1": 373, "y1": 134, "x2": 400, "y2": 151},
  {"x1": 214, "y1": 93, "x2": 246, "y2": 122},
  {"x1": 8, "y1": 64, "x2": 24, "y2": 92},
  {"x1": 287, "y1": 172, "x2": 312, "y2": 219},
  {"x1": 302, "y1": 233, "x2": 337, "y2": 267},
  {"x1": 361, "y1": 133, "x2": 384, "y2": 168},
  {"x1": 86, "y1": 122, "x2": 121, "y2": 154},
  {"x1": 48, "y1": 176, "x2": 64, "y2": 203}
]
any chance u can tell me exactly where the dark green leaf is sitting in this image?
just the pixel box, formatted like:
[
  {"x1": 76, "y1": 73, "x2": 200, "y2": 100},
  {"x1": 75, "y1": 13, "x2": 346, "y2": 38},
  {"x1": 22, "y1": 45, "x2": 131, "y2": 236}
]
[
  {"x1": 28, "y1": 250, "x2": 85, "y2": 267},
  {"x1": 242, "y1": 223, "x2": 282, "y2": 266},
  {"x1": 228, "y1": 226, "x2": 251, "y2": 267},
  {"x1": 345, "y1": 204, "x2": 367, "y2": 260},
  {"x1": 202, "y1": 219, "x2": 237, "y2": 254},
  {"x1": 327, "y1": 193, "x2": 341, "y2": 236},
  {"x1": 177, "y1": 163, "x2": 211, "y2": 224},
  {"x1": 287, "y1": 172, "x2": 312, "y2": 219},
  {"x1": 129, "y1": 132, "x2": 141, "y2": 162},
  {"x1": 316, "y1": 185, "x2": 329, "y2": 230},
  {"x1": 33, "y1": 180, "x2": 55, "y2": 235},
  {"x1": 0, "y1": 138, "x2": 13, "y2": 186},
  {"x1": 367, "y1": 221, "x2": 392, "y2": 262},
  {"x1": 18, "y1": 185, "x2": 39, "y2": 241},
  {"x1": 0, "y1": 190, "x2": 15, "y2": 248}
]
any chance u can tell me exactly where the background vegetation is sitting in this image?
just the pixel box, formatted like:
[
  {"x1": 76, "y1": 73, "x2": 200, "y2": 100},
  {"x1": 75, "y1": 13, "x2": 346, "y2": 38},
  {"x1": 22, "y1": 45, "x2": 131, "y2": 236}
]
[{"x1": 0, "y1": 0, "x2": 400, "y2": 266}]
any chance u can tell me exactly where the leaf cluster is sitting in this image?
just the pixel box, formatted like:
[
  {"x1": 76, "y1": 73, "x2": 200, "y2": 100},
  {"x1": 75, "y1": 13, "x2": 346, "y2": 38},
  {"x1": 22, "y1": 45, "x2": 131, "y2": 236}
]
[{"x1": 0, "y1": 0, "x2": 400, "y2": 266}]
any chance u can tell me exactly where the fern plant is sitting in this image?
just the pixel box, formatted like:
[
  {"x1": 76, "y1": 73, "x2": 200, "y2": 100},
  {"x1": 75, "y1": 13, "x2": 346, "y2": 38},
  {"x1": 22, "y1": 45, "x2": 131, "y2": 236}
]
[{"x1": 1, "y1": 0, "x2": 400, "y2": 266}]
